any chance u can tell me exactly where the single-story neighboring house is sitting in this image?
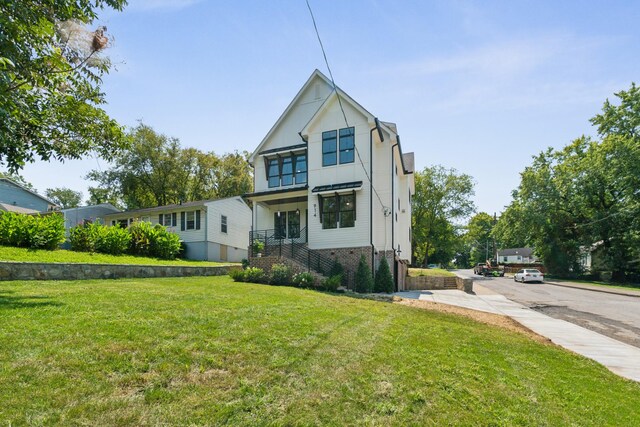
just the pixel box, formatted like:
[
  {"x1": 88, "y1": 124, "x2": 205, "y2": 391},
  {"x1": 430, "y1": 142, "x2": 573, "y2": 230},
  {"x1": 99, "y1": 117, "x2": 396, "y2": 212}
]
[
  {"x1": 103, "y1": 197, "x2": 251, "y2": 262},
  {"x1": 61, "y1": 203, "x2": 121, "y2": 234},
  {"x1": 497, "y1": 247, "x2": 538, "y2": 264}
]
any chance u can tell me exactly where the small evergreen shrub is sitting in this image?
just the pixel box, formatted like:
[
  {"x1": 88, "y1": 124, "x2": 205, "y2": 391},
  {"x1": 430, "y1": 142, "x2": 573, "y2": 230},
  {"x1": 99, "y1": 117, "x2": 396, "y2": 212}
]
[
  {"x1": 374, "y1": 257, "x2": 394, "y2": 293},
  {"x1": 244, "y1": 267, "x2": 266, "y2": 283},
  {"x1": 292, "y1": 272, "x2": 315, "y2": 288},
  {"x1": 330, "y1": 258, "x2": 348, "y2": 286},
  {"x1": 269, "y1": 263, "x2": 292, "y2": 286},
  {"x1": 241, "y1": 258, "x2": 249, "y2": 269},
  {"x1": 229, "y1": 269, "x2": 246, "y2": 282},
  {"x1": 321, "y1": 274, "x2": 342, "y2": 292},
  {"x1": 355, "y1": 254, "x2": 374, "y2": 293}
]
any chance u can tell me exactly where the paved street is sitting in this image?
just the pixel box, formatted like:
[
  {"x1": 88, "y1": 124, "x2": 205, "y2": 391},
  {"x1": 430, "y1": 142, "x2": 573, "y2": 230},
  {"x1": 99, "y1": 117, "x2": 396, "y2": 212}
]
[{"x1": 454, "y1": 269, "x2": 640, "y2": 349}]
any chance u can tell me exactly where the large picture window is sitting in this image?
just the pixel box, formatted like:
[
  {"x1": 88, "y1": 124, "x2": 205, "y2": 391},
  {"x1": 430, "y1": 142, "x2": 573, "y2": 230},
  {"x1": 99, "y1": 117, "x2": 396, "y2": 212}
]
[
  {"x1": 322, "y1": 130, "x2": 337, "y2": 166},
  {"x1": 339, "y1": 127, "x2": 355, "y2": 164},
  {"x1": 265, "y1": 152, "x2": 307, "y2": 188},
  {"x1": 320, "y1": 193, "x2": 356, "y2": 229}
]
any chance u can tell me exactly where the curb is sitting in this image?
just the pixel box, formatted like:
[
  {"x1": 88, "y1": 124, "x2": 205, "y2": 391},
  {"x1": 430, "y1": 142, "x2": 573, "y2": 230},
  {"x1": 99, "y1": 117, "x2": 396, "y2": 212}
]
[{"x1": 543, "y1": 280, "x2": 640, "y2": 298}]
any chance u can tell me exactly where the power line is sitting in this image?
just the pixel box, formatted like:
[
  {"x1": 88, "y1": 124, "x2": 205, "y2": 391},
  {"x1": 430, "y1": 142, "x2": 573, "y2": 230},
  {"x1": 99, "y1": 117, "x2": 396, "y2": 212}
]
[{"x1": 305, "y1": 0, "x2": 387, "y2": 212}]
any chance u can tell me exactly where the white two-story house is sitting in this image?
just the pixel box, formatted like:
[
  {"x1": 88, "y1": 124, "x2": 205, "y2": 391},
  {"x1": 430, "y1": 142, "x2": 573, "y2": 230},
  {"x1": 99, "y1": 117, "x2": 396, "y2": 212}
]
[{"x1": 245, "y1": 70, "x2": 414, "y2": 290}]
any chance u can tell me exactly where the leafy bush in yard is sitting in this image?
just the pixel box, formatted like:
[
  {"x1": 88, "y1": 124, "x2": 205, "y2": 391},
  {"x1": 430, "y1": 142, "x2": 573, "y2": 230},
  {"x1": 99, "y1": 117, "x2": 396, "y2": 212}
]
[
  {"x1": 355, "y1": 254, "x2": 374, "y2": 293},
  {"x1": 229, "y1": 269, "x2": 246, "y2": 282},
  {"x1": 244, "y1": 267, "x2": 266, "y2": 283},
  {"x1": 69, "y1": 221, "x2": 101, "y2": 252},
  {"x1": 128, "y1": 221, "x2": 181, "y2": 259},
  {"x1": 0, "y1": 212, "x2": 65, "y2": 250},
  {"x1": 269, "y1": 263, "x2": 292, "y2": 286},
  {"x1": 374, "y1": 257, "x2": 394, "y2": 293},
  {"x1": 95, "y1": 225, "x2": 131, "y2": 255},
  {"x1": 320, "y1": 274, "x2": 342, "y2": 292},
  {"x1": 292, "y1": 272, "x2": 315, "y2": 288}
]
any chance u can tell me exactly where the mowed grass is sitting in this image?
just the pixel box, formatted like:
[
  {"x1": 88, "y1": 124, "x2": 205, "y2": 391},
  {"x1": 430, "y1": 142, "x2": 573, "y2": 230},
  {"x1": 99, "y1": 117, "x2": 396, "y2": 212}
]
[
  {"x1": 0, "y1": 246, "x2": 234, "y2": 266},
  {"x1": 1, "y1": 278, "x2": 639, "y2": 426},
  {"x1": 409, "y1": 267, "x2": 456, "y2": 277}
]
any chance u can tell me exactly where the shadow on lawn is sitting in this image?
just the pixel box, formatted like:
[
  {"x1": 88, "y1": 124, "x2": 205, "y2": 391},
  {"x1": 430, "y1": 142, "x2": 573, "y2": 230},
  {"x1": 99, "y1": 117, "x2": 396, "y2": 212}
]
[{"x1": 0, "y1": 290, "x2": 63, "y2": 310}]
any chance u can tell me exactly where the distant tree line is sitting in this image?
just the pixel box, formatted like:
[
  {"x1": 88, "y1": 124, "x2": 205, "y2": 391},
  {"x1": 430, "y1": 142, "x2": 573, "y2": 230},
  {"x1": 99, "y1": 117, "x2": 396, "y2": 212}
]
[{"x1": 493, "y1": 83, "x2": 640, "y2": 282}]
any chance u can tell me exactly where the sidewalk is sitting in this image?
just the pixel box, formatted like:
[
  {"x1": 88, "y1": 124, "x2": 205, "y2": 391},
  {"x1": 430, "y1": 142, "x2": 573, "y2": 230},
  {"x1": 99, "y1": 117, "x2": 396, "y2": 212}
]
[{"x1": 396, "y1": 286, "x2": 640, "y2": 383}]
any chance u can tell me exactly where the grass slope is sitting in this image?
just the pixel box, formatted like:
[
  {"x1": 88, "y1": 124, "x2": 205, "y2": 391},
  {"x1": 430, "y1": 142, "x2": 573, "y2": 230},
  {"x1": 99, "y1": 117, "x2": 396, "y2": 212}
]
[
  {"x1": 0, "y1": 246, "x2": 233, "y2": 266},
  {"x1": 1, "y1": 277, "x2": 639, "y2": 425},
  {"x1": 409, "y1": 267, "x2": 456, "y2": 277}
]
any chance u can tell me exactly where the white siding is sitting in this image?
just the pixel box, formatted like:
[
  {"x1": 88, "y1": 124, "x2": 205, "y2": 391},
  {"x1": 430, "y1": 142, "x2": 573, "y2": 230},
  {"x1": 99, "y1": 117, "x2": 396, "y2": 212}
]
[{"x1": 204, "y1": 197, "x2": 251, "y2": 250}]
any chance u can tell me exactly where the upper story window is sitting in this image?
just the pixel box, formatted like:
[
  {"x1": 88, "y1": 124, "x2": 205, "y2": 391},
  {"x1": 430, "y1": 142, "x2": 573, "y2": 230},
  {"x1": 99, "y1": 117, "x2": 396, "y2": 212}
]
[
  {"x1": 324, "y1": 127, "x2": 355, "y2": 166},
  {"x1": 266, "y1": 152, "x2": 307, "y2": 188},
  {"x1": 221, "y1": 215, "x2": 227, "y2": 233},
  {"x1": 339, "y1": 127, "x2": 355, "y2": 164},
  {"x1": 322, "y1": 130, "x2": 337, "y2": 166}
]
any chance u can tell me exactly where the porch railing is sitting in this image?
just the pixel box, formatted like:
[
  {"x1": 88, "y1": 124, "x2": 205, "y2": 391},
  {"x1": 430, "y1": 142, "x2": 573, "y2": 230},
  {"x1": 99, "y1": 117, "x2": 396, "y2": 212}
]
[{"x1": 249, "y1": 227, "x2": 353, "y2": 289}]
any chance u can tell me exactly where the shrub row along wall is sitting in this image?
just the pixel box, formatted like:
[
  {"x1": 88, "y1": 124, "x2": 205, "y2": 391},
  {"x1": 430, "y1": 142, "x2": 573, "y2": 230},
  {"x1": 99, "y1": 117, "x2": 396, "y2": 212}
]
[
  {"x1": 0, "y1": 262, "x2": 240, "y2": 281},
  {"x1": 405, "y1": 275, "x2": 473, "y2": 293}
]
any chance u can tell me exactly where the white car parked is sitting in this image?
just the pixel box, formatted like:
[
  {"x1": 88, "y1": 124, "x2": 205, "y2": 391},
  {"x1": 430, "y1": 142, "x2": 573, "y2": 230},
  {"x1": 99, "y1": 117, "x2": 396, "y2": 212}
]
[{"x1": 514, "y1": 269, "x2": 544, "y2": 283}]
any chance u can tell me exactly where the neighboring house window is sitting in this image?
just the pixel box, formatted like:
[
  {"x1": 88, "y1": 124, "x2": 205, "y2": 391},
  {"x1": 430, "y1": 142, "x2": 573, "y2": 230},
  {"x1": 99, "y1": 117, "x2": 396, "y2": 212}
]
[
  {"x1": 339, "y1": 127, "x2": 355, "y2": 164},
  {"x1": 221, "y1": 215, "x2": 227, "y2": 233},
  {"x1": 115, "y1": 219, "x2": 128, "y2": 228},
  {"x1": 322, "y1": 130, "x2": 337, "y2": 166},
  {"x1": 287, "y1": 210, "x2": 300, "y2": 238},
  {"x1": 294, "y1": 153, "x2": 307, "y2": 184},
  {"x1": 180, "y1": 210, "x2": 201, "y2": 231},
  {"x1": 503, "y1": 256, "x2": 508, "y2": 262},
  {"x1": 268, "y1": 158, "x2": 280, "y2": 188},
  {"x1": 281, "y1": 156, "x2": 293, "y2": 186},
  {"x1": 159, "y1": 212, "x2": 177, "y2": 227},
  {"x1": 320, "y1": 193, "x2": 356, "y2": 229},
  {"x1": 141, "y1": 216, "x2": 150, "y2": 222}
]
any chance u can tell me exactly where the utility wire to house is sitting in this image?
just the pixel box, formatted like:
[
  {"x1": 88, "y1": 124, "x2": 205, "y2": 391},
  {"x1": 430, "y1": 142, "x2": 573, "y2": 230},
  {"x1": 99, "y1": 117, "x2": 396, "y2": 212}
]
[{"x1": 305, "y1": 0, "x2": 388, "y2": 213}]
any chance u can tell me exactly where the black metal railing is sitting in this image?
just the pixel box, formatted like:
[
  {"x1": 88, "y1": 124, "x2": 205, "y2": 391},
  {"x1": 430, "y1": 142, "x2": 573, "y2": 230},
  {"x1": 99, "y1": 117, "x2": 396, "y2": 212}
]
[{"x1": 249, "y1": 227, "x2": 353, "y2": 289}]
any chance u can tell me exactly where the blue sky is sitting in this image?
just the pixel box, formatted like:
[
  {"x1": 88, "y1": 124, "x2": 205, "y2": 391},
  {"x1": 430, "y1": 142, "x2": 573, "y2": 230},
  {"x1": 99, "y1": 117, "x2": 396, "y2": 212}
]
[{"x1": 17, "y1": 0, "x2": 640, "y2": 215}]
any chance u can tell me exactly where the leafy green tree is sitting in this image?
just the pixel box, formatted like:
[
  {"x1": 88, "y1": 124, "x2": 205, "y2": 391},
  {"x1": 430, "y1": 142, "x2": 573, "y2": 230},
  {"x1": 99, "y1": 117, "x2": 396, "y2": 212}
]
[
  {"x1": 464, "y1": 212, "x2": 497, "y2": 266},
  {"x1": 374, "y1": 257, "x2": 394, "y2": 293},
  {"x1": 87, "y1": 124, "x2": 253, "y2": 209},
  {"x1": 354, "y1": 255, "x2": 373, "y2": 293},
  {"x1": 411, "y1": 165, "x2": 475, "y2": 267},
  {"x1": 45, "y1": 187, "x2": 82, "y2": 208},
  {"x1": 0, "y1": 0, "x2": 129, "y2": 172},
  {"x1": 496, "y1": 83, "x2": 640, "y2": 280}
]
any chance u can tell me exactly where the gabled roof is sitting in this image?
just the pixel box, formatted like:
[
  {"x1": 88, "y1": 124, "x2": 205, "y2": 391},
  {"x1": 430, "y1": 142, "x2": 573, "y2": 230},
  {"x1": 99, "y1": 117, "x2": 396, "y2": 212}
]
[
  {"x1": 60, "y1": 203, "x2": 120, "y2": 213},
  {"x1": 248, "y1": 69, "x2": 332, "y2": 164},
  {"x1": 0, "y1": 178, "x2": 58, "y2": 207},
  {"x1": 299, "y1": 83, "x2": 396, "y2": 140}
]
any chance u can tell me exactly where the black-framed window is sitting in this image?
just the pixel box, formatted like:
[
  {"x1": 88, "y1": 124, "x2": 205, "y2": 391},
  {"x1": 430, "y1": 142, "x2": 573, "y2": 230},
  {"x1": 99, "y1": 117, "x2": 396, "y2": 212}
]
[
  {"x1": 322, "y1": 130, "x2": 337, "y2": 166},
  {"x1": 287, "y1": 210, "x2": 300, "y2": 238},
  {"x1": 339, "y1": 194, "x2": 355, "y2": 228},
  {"x1": 339, "y1": 127, "x2": 355, "y2": 164},
  {"x1": 321, "y1": 196, "x2": 338, "y2": 229},
  {"x1": 268, "y1": 158, "x2": 280, "y2": 188},
  {"x1": 274, "y1": 212, "x2": 286, "y2": 239},
  {"x1": 181, "y1": 210, "x2": 200, "y2": 231},
  {"x1": 221, "y1": 215, "x2": 227, "y2": 233},
  {"x1": 281, "y1": 157, "x2": 293, "y2": 186},
  {"x1": 294, "y1": 154, "x2": 307, "y2": 184}
]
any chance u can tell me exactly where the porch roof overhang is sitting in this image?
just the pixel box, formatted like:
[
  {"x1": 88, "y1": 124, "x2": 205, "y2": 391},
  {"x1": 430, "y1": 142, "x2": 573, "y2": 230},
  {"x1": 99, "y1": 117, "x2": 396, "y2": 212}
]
[
  {"x1": 243, "y1": 185, "x2": 308, "y2": 206},
  {"x1": 311, "y1": 181, "x2": 363, "y2": 195}
]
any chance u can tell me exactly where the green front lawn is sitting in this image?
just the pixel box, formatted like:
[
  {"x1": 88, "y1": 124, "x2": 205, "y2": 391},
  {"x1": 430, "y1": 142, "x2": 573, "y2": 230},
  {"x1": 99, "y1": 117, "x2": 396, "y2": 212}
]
[
  {"x1": 1, "y1": 277, "x2": 638, "y2": 425},
  {"x1": 0, "y1": 246, "x2": 234, "y2": 266},
  {"x1": 409, "y1": 267, "x2": 456, "y2": 277}
]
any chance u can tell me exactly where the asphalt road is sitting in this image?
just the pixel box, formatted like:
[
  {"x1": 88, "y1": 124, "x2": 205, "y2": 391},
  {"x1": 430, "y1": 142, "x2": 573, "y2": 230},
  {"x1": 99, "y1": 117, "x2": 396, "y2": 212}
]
[{"x1": 454, "y1": 269, "x2": 640, "y2": 349}]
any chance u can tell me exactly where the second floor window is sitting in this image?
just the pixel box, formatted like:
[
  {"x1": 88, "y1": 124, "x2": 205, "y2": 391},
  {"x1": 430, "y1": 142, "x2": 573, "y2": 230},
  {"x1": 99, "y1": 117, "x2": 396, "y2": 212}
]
[
  {"x1": 339, "y1": 127, "x2": 354, "y2": 164},
  {"x1": 221, "y1": 215, "x2": 227, "y2": 233},
  {"x1": 322, "y1": 130, "x2": 337, "y2": 166},
  {"x1": 266, "y1": 152, "x2": 307, "y2": 188}
]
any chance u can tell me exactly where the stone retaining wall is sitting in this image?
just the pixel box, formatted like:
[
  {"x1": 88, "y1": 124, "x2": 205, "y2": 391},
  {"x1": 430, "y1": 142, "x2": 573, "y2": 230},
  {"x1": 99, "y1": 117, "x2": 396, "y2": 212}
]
[
  {"x1": 0, "y1": 261, "x2": 240, "y2": 281},
  {"x1": 405, "y1": 275, "x2": 473, "y2": 293}
]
